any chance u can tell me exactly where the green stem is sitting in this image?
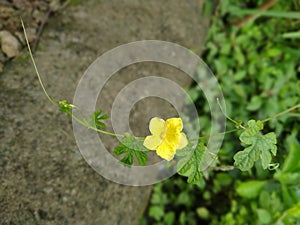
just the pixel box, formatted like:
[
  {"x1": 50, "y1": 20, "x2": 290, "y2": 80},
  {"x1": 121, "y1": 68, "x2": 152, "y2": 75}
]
[
  {"x1": 91, "y1": 127, "x2": 124, "y2": 137},
  {"x1": 22, "y1": 17, "x2": 300, "y2": 143},
  {"x1": 66, "y1": 111, "x2": 124, "y2": 137},
  {"x1": 274, "y1": 212, "x2": 287, "y2": 225},
  {"x1": 261, "y1": 103, "x2": 300, "y2": 123},
  {"x1": 287, "y1": 112, "x2": 300, "y2": 117},
  {"x1": 190, "y1": 128, "x2": 240, "y2": 141},
  {"x1": 21, "y1": 18, "x2": 57, "y2": 107},
  {"x1": 21, "y1": 18, "x2": 124, "y2": 138},
  {"x1": 189, "y1": 103, "x2": 300, "y2": 141},
  {"x1": 217, "y1": 98, "x2": 246, "y2": 129}
]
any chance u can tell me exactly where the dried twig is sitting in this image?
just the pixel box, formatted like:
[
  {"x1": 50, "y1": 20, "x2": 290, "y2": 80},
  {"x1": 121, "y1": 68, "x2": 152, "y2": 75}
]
[
  {"x1": 32, "y1": 0, "x2": 71, "y2": 53},
  {"x1": 235, "y1": 0, "x2": 278, "y2": 28},
  {"x1": 32, "y1": 9, "x2": 51, "y2": 53}
]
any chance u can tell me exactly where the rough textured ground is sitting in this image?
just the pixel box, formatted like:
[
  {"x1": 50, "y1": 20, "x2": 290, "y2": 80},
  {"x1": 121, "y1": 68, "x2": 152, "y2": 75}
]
[
  {"x1": 0, "y1": 0, "x2": 60, "y2": 72},
  {"x1": 0, "y1": 1, "x2": 209, "y2": 224}
]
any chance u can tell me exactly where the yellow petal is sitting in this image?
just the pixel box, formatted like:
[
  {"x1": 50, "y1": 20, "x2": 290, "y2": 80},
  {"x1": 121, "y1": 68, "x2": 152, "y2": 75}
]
[
  {"x1": 149, "y1": 117, "x2": 165, "y2": 136},
  {"x1": 143, "y1": 135, "x2": 162, "y2": 150},
  {"x1": 156, "y1": 141, "x2": 176, "y2": 161},
  {"x1": 178, "y1": 133, "x2": 188, "y2": 149},
  {"x1": 166, "y1": 118, "x2": 183, "y2": 132},
  {"x1": 164, "y1": 131, "x2": 180, "y2": 147}
]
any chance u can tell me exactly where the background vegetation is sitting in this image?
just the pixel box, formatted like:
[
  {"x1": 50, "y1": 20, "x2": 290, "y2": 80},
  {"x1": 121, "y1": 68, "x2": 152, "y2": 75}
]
[{"x1": 142, "y1": 0, "x2": 300, "y2": 224}]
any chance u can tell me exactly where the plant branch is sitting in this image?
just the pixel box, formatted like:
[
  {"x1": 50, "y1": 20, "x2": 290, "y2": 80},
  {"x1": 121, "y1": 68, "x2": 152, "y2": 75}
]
[
  {"x1": 21, "y1": 18, "x2": 57, "y2": 107},
  {"x1": 32, "y1": 9, "x2": 51, "y2": 53},
  {"x1": 262, "y1": 103, "x2": 300, "y2": 123},
  {"x1": 22, "y1": 18, "x2": 124, "y2": 138},
  {"x1": 190, "y1": 128, "x2": 240, "y2": 141},
  {"x1": 217, "y1": 98, "x2": 246, "y2": 129},
  {"x1": 235, "y1": 0, "x2": 278, "y2": 28}
]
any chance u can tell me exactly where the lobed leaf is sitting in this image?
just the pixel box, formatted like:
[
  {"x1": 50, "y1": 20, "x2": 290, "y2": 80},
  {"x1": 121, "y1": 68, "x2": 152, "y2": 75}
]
[
  {"x1": 113, "y1": 134, "x2": 149, "y2": 166},
  {"x1": 176, "y1": 142, "x2": 206, "y2": 184},
  {"x1": 89, "y1": 109, "x2": 109, "y2": 128},
  {"x1": 234, "y1": 120, "x2": 277, "y2": 171}
]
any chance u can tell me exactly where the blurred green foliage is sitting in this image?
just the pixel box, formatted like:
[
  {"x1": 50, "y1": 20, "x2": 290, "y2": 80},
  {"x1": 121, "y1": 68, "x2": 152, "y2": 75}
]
[{"x1": 143, "y1": 0, "x2": 300, "y2": 224}]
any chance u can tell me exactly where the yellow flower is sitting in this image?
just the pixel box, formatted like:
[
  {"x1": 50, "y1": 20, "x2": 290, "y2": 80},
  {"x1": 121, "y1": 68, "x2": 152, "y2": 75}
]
[{"x1": 143, "y1": 117, "x2": 188, "y2": 161}]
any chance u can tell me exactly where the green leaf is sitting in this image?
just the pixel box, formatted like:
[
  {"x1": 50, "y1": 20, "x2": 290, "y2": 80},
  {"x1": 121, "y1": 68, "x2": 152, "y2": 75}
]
[
  {"x1": 188, "y1": 88, "x2": 200, "y2": 102},
  {"x1": 274, "y1": 171, "x2": 300, "y2": 185},
  {"x1": 236, "y1": 180, "x2": 267, "y2": 199},
  {"x1": 120, "y1": 153, "x2": 133, "y2": 166},
  {"x1": 282, "y1": 133, "x2": 300, "y2": 173},
  {"x1": 281, "y1": 184, "x2": 297, "y2": 207},
  {"x1": 176, "y1": 142, "x2": 206, "y2": 184},
  {"x1": 246, "y1": 96, "x2": 263, "y2": 111},
  {"x1": 234, "y1": 120, "x2": 277, "y2": 171},
  {"x1": 257, "y1": 208, "x2": 271, "y2": 224},
  {"x1": 220, "y1": 43, "x2": 231, "y2": 55},
  {"x1": 234, "y1": 46, "x2": 245, "y2": 66},
  {"x1": 265, "y1": 48, "x2": 282, "y2": 57},
  {"x1": 215, "y1": 173, "x2": 232, "y2": 186},
  {"x1": 134, "y1": 149, "x2": 148, "y2": 166},
  {"x1": 113, "y1": 134, "x2": 149, "y2": 166},
  {"x1": 89, "y1": 109, "x2": 109, "y2": 128},
  {"x1": 196, "y1": 207, "x2": 210, "y2": 219},
  {"x1": 287, "y1": 202, "x2": 300, "y2": 218},
  {"x1": 149, "y1": 206, "x2": 164, "y2": 221},
  {"x1": 283, "y1": 31, "x2": 300, "y2": 39},
  {"x1": 259, "y1": 191, "x2": 270, "y2": 209},
  {"x1": 113, "y1": 146, "x2": 128, "y2": 155},
  {"x1": 179, "y1": 212, "x2": 186, "y2": 225},
  {"x1": 164, "y1": 212, "x2": 175, "y2": 225},
  {"x1": 233, "y1": 84, "x2": 247, "y2": 98},
  {"x1": 234, "y1": 70, "x2": 246, "y2": 81},
  {"x1": 176, "y1": 192, "x2": 191, "y2": 206}
]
